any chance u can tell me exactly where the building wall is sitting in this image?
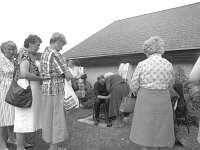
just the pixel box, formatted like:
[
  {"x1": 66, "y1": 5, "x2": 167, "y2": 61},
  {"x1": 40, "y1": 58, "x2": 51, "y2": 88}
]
[
  {"x1": 84, "y1": 65, "x2": 119, "y2": 86},
  {"x1": 76, "y1": 50, "x2": 200, "y2": 86},
  {"x1": 83, "y1": 62, "x2": 196, "y2": 87}
]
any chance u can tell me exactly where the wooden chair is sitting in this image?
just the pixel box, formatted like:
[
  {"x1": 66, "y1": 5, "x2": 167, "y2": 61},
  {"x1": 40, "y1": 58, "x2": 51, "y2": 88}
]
[
  {"x1": 93, "y1": 100, "x2": 107, "y2": 122},
  {"x1": 172, "y1": 84, "x2": 190, "y2": 133},
  {"x1": 175, "y1": 102, "x2": 190, "y2": 133}
]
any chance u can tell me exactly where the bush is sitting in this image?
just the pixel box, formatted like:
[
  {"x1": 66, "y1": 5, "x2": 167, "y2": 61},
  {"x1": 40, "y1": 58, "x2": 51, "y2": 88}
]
[{"x1": 174, "y1": 66, "x2": 200, "y2": 127}]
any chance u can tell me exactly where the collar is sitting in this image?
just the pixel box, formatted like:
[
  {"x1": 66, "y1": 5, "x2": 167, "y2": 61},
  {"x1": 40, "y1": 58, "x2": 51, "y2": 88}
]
[{"x1": 149, "y1": 53, "x2": 162, "y2": 58}]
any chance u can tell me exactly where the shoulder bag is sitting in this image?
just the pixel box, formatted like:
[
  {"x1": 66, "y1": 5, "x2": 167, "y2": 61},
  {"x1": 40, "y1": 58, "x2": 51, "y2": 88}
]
[
  {"x1": 5, "y1": 60, "x2": 32, "y2": 108},
  {"x1": 119, "y1": 94, "x2": 136, "y2": 113}
]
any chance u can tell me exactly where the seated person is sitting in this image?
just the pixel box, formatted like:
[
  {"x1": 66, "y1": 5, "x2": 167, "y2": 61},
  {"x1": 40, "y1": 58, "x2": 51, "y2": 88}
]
[{"x1": 94, "y1": 75, "x2": 112, "y2": 127}]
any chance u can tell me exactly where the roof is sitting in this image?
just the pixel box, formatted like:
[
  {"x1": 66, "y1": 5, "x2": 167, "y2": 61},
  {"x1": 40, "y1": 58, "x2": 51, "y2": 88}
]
[{"x1": 63, "y1": 2, "x2": 200, "y2": 59}]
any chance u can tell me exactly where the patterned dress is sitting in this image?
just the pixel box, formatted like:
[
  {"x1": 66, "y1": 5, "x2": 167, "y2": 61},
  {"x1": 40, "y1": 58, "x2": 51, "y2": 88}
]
[
  {"x1": 0, "y1": 52, "x2": 15, "y2": 127},
  {"x1": 130, "y1": 53, "x2": 175, "y2": 147},
  {"x1": 14, "y1": 48, "x2": 42, "y2": 133}
]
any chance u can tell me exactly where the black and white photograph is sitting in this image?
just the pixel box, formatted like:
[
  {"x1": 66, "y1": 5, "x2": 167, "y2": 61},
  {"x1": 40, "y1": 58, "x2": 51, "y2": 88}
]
[{"x1": 0, "y1": 0, "x2": 200, "y2": 149}]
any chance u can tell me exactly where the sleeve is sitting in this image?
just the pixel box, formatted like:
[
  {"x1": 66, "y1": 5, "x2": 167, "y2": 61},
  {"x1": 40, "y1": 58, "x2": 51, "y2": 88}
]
[
  {"x1": 168, "y1": 64, "x2": 175, "y2": 89},
  {"x1": 53, "y1": 51, "x2": 70, "y2": 75},
  {"x1": 105, "y1": 77, "x2": 111, "y2": 93},
  {"x1": 17, "y1": 48, "x2": 30, "y2": 65},
  {"x1": 94, "y1": 82, "x2": 100, "y2": 97},
  {"x1": 130, "y1": 62, "x2": 142, "y2": 92},
  {"x1": 189, "y1": 56, "x2": 200, "y2": 84}
]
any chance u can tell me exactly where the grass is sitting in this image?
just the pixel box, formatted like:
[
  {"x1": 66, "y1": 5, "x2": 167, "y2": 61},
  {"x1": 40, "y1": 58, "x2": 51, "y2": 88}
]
[{"x1": 7, "y1": 108, "x2": 200, "y2": 150}]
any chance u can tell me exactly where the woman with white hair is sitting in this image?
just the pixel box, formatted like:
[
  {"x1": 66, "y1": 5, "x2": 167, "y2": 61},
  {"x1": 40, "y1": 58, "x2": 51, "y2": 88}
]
[
  {"x1": 129, "y1": 36, "x2": 175, "y2": 150},
  {"x1": 40, "y1": 32, "x2": 73, "y2": 150},
  {"x1": 104, "y1": 72, "x2": 130, "y2": 128},
  {"x1": 0, "y1": 41, "x2": 17, "y2": 150}
]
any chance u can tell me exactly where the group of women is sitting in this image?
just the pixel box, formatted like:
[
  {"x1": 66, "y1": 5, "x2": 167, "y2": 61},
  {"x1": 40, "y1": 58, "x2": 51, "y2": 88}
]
[
  {"x1": 1, "y1": 33, "x2": 200, "y2": 150},
  {"x1": 0, "y1": 32, "x2": 71, "y2": 150}
]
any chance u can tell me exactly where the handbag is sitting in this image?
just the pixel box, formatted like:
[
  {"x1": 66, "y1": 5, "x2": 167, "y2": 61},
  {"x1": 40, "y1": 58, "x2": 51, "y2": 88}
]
[
  {"x1": 71, "y1": 78, "x2": 79, "y2": 91},
  {"x1": 5, "y1": 60, "x2": 32, "y2": 108},
  {"x1": 119, "y1": 94, "x2": 136, "y2": 113},
  {"x1": 64, "y1": 79, "x2": 79, "y2": 111},
  {"x1": 64, "y1": 95, "x2": 77, "y2": 111}
]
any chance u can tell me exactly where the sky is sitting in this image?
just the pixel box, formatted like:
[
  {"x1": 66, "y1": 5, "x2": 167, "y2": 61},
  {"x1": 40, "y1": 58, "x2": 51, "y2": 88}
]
[{"x1": 0, "y1": 0, "x2": 199, "y2": 54}]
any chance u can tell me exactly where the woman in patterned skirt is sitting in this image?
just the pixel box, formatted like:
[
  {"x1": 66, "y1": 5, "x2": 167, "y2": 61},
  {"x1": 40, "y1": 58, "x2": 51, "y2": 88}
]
[
  {"x1": 0, "y1": 41, "x2": 17, "y2": 150},
  {"x1": 129, "y1": 36, "x2": 175, "y2": 150}
]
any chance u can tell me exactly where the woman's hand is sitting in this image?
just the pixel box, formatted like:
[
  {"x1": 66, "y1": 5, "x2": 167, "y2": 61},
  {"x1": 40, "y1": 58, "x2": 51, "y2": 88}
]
[{"x1": 107, "y1": 94, "x2": 111, "y2": 99}]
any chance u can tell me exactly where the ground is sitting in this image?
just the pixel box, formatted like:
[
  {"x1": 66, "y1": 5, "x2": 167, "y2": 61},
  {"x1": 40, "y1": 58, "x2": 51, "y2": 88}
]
[{"x1": 7, "y1": 108, "x2": 200, "y2": 150}]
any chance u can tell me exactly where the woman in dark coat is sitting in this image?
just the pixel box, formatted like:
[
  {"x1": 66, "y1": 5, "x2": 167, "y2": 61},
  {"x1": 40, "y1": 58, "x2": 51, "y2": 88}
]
[{"x1": 105, "y1": 72, "x2": 130, "y2": 128}]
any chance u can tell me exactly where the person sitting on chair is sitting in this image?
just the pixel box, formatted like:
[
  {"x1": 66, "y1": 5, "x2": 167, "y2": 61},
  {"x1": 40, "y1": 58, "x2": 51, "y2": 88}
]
[{"x1": 94, "y1": 75, "x2": 112, "y2": 127}]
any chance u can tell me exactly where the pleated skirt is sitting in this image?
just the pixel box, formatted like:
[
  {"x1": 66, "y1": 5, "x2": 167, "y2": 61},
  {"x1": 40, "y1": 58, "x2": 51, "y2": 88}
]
[
  {"x1": 130, "y1": 88, "x2": 175, "y2": 147},
  {"x1": 41, "y1": 92, "x2": 68, "y2": 144}
]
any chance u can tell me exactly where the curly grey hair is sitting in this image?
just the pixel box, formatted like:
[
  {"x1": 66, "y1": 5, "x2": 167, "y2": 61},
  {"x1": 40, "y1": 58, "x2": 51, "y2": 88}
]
[{"x1": 142, "y1": 36, "x2": 165, "y2": 56}]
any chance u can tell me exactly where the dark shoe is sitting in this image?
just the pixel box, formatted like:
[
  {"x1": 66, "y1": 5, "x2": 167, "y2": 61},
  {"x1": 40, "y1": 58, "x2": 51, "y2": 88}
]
[
  {"x1": 7, "y1": 138, "x2": 17, "y2": 145},
  {"x1": 94, "y1": 118, "x2": 100, "y2": 125},
  {"x1": 25, "y1": 143, "x2": 35, "y2": 148},
  {"x1": 107, "y1": 122, "x2": 112, "y2": 127}
]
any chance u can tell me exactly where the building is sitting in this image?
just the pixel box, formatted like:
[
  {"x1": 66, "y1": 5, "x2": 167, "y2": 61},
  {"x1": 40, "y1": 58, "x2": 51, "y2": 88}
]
[{"x1": 63, "y1": 2, "x2": 200, "y2": 85}]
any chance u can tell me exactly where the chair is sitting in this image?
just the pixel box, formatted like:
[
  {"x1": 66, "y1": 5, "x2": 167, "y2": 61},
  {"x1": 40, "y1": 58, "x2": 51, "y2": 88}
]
[
  {"x1": 175, "y1": 102, "x2": 190, "y2": 133},
  {"x1": 173, "y1": 83, "x2": 190, "y2": 133},
  {"x1": 92, "y1": 100, "x2": 108, "y2": 122}
]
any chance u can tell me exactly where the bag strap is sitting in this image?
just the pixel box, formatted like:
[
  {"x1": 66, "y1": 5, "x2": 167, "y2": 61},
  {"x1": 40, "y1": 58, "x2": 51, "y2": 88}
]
[{"x1": 13, "y1": 58, "x2": 31, "y2": 84}]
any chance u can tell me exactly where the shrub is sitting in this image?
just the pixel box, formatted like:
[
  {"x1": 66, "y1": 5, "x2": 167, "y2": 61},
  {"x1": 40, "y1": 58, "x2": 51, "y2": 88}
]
[{"x1": 174, "y1": 66, "x2": 200, "y2": 127}]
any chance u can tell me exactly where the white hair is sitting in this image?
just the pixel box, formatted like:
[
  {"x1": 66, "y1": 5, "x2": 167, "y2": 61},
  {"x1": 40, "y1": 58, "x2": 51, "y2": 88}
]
[
  {"x1": 142, "y1": 36, "x2": 165, "y2": 56},
  {"x1": 104, "y1": 72, "x2": 113, "y2": 78}
]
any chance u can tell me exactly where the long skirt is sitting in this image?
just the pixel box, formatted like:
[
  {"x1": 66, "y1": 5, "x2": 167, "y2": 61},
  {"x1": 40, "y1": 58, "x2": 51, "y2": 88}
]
[
  {"x1": 41, "y1": 92, "x2": 68, "y2": 144},
  {"x1": 130, "y1": 88, "x2": 175, "y2": 147},
  {"x1": 109, "y1": 82, "x2": 130, "y2": 117},
  {"x1": 14, "y1": 79, "x2": 42, "y2": 132}
]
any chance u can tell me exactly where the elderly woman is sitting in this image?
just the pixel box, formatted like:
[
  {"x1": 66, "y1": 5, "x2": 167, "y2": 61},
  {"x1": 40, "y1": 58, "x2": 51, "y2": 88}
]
[
  {"x1": 104, "y1": 72, "x2": 130, "y2": 128},
  {"x1": 129, "y1": 36, "x2": 175, "y2": 150},
  {"x1": 0, "y1": 41, "x2": 17, "y2": 150},
  {"x1": 14, "y1": 35, "x2": 43, "y2": 150},
  {"x1": 40, "y1": 32, "x2": 73, "y2": 150}
]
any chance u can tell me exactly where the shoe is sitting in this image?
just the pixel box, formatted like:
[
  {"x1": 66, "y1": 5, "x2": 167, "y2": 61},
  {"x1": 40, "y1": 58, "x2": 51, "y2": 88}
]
[
  {"x1": 94, "y1": 118, "x2": 100, "y2": 125},
  {"x1": 24, "y1": 143, "x2": 35, "y2": 148},
  {"x1": 107, "y1": 122, "x2": 112, "y2": 127},
  {"x1": 7, "y1": 138, "x2": 17, "y2": 145}
]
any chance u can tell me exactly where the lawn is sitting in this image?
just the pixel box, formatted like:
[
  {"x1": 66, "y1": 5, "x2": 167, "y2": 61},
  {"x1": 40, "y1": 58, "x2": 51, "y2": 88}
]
[{"x1": 7, "y1": 108, "x2": 200, "y2": 150}]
